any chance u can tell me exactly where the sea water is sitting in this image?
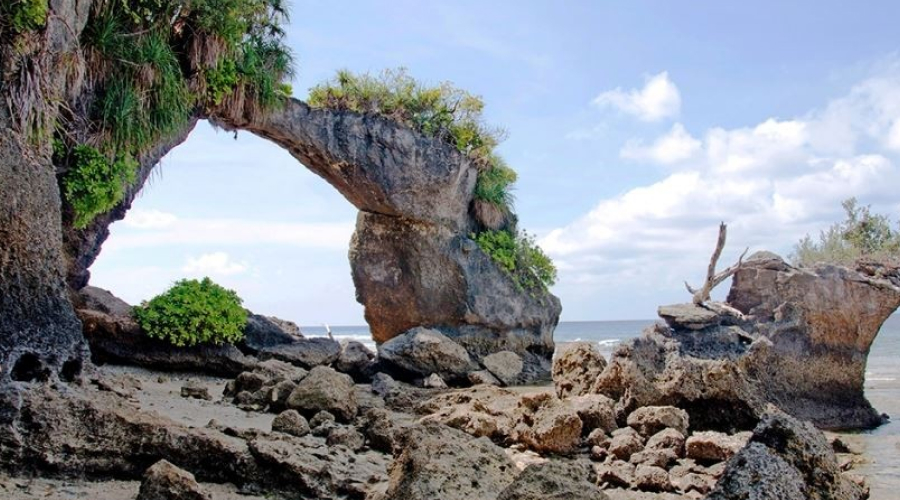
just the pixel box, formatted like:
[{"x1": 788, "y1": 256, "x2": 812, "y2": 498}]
[{"x1": 309, "y1": 317, "x2": 899, "y2": 498}]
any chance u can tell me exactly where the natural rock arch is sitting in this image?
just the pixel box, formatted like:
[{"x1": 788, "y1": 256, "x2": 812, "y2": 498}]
[
  {"x1": 8, "y1": 100, "x2": 561, "y2": 384},
  {"x1": 0, "y1": 2, "x2": 559, "y2": 385}
]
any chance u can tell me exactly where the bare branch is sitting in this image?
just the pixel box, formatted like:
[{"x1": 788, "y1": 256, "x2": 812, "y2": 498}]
[{"x1": 685, "y1": 223, "x2": 749, "y2": 307}]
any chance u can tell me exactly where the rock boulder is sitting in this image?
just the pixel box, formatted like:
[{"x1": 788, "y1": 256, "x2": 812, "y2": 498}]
[
  {"x1": 136, "y1": 460, "x2": 210, "y2": 500},
  {"x1": 377, "y1": 327, "x2": 478, "y2": 381},
  {"x1": 286, "y1": 366, "x2": 357, "y2": 422},
  {"x1": 552, "y1": 342, "x2": 607, "y2": 398}
]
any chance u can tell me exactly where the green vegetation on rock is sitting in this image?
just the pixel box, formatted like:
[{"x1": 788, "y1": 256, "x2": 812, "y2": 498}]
[
  {"x1": 308, "y1": 68, "x2": 516, "y2": 212},
  {"x1": 792, "y1": 197, "x2": 900, "y2": 267},
  {"x1": 0, "y1": 0, "x2": 48, "y2": 34},
  {"x1": 134, "y1": 277, "x2": 248, "y2": 347},
  {"x1": 62, "y1": 145, "x2": 137, "y2": 229},
  {"x1": 474, "y1": 229, "x2": 557, "y2": 292},
  {"x1": 59, "y1": 0, "x2": 294, "y2": 227}
]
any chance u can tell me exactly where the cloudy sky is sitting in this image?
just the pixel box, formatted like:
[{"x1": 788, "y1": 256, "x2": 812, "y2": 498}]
[{"x1": 91, "y1": 0, "x2": 900, "y2": 324}]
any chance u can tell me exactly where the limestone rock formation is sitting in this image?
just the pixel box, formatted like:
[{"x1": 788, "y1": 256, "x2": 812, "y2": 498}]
[
  {"x1": 240, "y1": 314, "x2": 302, "y2": 353},
  {"x1": 592, "y1": 252, "x2": 900, "y2": 430},
  {"x1": 335, "y1": 340, "x2": 375, "y2": 381},
  {"x1": 257, "y1": 337, "x2": 342, "y2": 369}
]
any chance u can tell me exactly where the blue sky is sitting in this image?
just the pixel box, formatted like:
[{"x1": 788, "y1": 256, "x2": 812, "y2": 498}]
[{"x1": 91, "y1": 1, "x2": 900, "y2": 323}]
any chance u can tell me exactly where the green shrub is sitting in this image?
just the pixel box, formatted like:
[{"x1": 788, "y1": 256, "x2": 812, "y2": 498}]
[
  {"x1": 475, "y1": 155, "x2": 517, "y2": 210},
  {"x1": 792, "y1": 198, "x2": 900, "y2": 267},
  {"x1": 474, "y1": 229, "x2": 557, "y2": 292},
  {"x1": 63, "y1": 145, "x2": 137, "y2": 228},
  {"x1": 134, "y1": 277, "x2": 248, "y2": 347},
  {"x1": 1, "y1": 0, "x2": 48, "y2": 34}
]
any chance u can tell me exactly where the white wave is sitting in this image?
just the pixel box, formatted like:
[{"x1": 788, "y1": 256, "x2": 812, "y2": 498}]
[
  {"x1": 598, "y1": 339, "x2": 621, "y2": 346},
  {"x1": 867, "y1": 377, "x2": 897, "y2": 381}
]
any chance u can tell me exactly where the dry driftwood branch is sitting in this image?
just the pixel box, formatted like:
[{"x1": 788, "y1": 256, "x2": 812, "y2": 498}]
[{"x1": 686, "y1": 222, "x2": 749, "y2": 306}]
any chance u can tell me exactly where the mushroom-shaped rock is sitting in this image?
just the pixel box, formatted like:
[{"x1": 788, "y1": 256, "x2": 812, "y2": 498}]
[
  {"x1": 552, "y1": 342, "x2": 607, "y2": 398},
  {"x1": 286, "y1": 366, "x2": 357, "y2": 422},
  {"x1": 137, "y1": 460, "x2": 210, "y2": 500},
  {"x1": 377, "y1": 327, "x2": 478, "y2": 381}
]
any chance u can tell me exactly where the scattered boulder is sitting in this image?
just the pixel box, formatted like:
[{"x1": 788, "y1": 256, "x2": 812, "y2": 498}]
[
  {"x1": 380, "y1": 423, "x2": 518, "y2": 500},
  {"x1": 417, "y1": 385, "x2": 522, "y2": 441},
  {"x1": 371, "y1": 372, "x2": 431, "y2": 411},
  {"x1": 136, "y1": 460, "x2": 210, "y2": 500},
  {"x1": 633, "y1": 464, "x2": 672, "y2": 492},
  {"x1": 377, "y1": 327, "x2": 478, "y2": 381},
  {"x1": 286, "y1": 366, "x2": 357, "y2": 422},
  {"x1": 180, "y1": 381, "x2": 211, "y2": 401},
  {"x1": 498, "y1": 461, "x2": 608, "y2": 500},
  {"x1": 630, "y1": 449, "x2": 677, "y2": 468},
  {"x1": 685, "y1": 430, "x2": 751, "y2": 462},
  {"x1": 595, "y1": 460, "x2": 635, "y2": 488},
  {"x1": 326, "y1": 425, "x2": 366, "y2": 451},
  {"x1": 627, "y1": 406, "x2": 689, "y2": 437},
  {"x1": 309, "y1": 410, "x2": 336, "y2": 430},
  {"x1": 225, "y1": 360, "x2": 307, "y2": 412},
  {"x1": 671, "y1": 472, "x2": 717, "y2": 496},
  {"x1": 518, "y1": 398, "x2": 583, "y2": 455},
  {"x1": 482, "y1": 351, "x2": 524, "y2": 386},
  {"x1": 569, "y1": 394, "x2": 617, "y2": 435},
  {"x1": 259, "y1": 337, "x2": 341, "y2": 369},
  {"x1": 334, "y1": 340, "x2": 375, "y2": 380},
  {"x1": 271, "y1": 410, "x2": 310, "y2": 437},
  {"x1": 608, "y1": 428, "x2": 645, "y2": 461},
  {"x1": 552, "y1": 342, "x2": 607, "y2": 398},
  {"x1": 646, "y1": 428, "x2": 686, "y2": 456}
]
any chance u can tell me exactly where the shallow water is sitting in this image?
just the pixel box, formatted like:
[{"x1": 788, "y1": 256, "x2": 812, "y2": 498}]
[{"x1": 313, "y1": 316, "x2": 900, "y2": 497}]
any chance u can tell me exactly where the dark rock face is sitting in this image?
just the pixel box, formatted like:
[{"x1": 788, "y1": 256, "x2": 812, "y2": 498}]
[
  {"x1": 707, "y1": 409, "x2": 866, "y2": 500},
  {"x1": 240, "y1": 314, "x2": 302, "y2": 353},
  {"x1": 335, "y1": 341, "x2": 375, "y2": 381},
  {"x1": 257, "y1": 337, "x2": 341, "y2": 369},
  {"x1": 0, "y1": 1, "x2": 92, "y2": 386},
  {"x1": 592, "y1": 252, "x2": 900, "y2": 430},
  {"x1": 377, "y1": 327, "x2": 478, "y2": 381}
]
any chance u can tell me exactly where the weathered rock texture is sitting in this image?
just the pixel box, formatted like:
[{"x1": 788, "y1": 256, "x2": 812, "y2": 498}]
[{"x1": 592, "y1": 252, "x2": 900, "y2": 430}]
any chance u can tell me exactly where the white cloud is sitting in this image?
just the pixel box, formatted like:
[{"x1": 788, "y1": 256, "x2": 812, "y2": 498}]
[
  {"x1": 620, "y1": 123, "x2": 701, "y2": 164},
  {"x1": 123, "y1": 209, "x2": 178, "y2": 229},
  {"x1": 182, "y1": 252, "x2": 248, "y2": 276},
  {"x1": 593, "y1": 71, "x2": 681, "y2": 122},
  {"x1": 106, "y1": 217, "x2": 355, "y2": 252},
  {"x1": 544, "y1": 68, "x2": 900, "y2": 304}
]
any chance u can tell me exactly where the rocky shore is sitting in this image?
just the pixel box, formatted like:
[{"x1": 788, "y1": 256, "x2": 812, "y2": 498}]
[{"x1": 3, "y1": 248, "x2": 898, "y2": 499}]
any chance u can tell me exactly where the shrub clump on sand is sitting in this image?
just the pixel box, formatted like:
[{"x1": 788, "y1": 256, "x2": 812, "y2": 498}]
[
  {"x1": 134, "y1": 277, "x2": 248, "y2": 347},
  {"x1": 792, "y1": 197, "x2": 900, "y2": 267},
  {"x1": 474, "y1": 229, "x2": 557, "y2": 292}
]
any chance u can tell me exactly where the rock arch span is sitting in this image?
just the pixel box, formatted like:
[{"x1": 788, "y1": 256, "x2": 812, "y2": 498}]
[{"x1": 45, "y1": 99, "x2": 560, "y2": 382}]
